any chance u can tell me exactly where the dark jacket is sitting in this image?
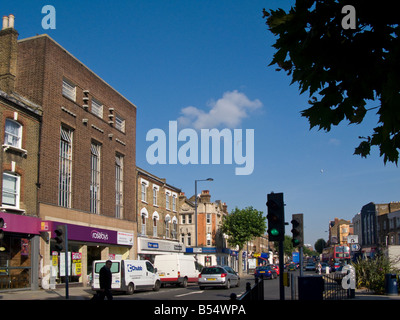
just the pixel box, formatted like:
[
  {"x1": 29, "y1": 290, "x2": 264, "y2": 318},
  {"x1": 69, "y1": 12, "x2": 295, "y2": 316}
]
[{"x1": 99, "y1": 265, "x2": 112, "y2": 290}]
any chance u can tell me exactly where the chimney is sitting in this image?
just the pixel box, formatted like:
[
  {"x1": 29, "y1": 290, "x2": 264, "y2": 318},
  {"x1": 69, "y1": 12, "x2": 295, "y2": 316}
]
[
  {"x1": 200, "y1": 190, "x2": 211, "y2": 203},
  {"x1": 0, "y1": 14, "x2": 18, "y2": 93}
]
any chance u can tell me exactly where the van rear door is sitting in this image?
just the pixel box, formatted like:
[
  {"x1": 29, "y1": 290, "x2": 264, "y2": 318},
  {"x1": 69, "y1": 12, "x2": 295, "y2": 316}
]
[{"x1": 92, "y1": 260, "x2": 122, "y2": 290}]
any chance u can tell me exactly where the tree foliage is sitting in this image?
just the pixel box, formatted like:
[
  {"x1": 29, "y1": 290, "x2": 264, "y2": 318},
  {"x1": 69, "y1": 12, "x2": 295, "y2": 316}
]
[
  {"x1": 221, "y1": 206, "x2": 267, "y2": 250},
  {"x1": 263, "y1": 0, "x2": 400, "y2": 164},
  {"x1": 314, "y1": 238, "x2": 327, "y2": 254}
]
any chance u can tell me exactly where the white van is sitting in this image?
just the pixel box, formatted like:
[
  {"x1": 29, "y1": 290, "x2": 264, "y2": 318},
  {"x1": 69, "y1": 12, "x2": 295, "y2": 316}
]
[
  {"x1": 92, "y1": 260, "x2": 161, "y2": 295},
  {"x1": 154, "y1": 254, "x2": 198, "y2": 287}
]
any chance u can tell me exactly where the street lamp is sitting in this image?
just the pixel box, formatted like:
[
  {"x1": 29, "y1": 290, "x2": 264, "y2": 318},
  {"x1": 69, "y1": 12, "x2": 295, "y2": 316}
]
[{"x1": 194, "y1": 178, "x2": 213, "y2": 248}]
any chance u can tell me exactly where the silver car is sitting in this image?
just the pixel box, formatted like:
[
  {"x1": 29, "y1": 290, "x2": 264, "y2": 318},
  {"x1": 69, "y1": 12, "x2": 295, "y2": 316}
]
[{"x1": 198, "y1": 266, "x2": 240, "y2": 289}]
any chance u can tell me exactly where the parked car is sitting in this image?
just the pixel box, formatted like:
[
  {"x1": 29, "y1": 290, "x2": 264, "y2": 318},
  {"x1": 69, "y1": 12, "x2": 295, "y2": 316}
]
[
  {"x1": 271, "y1": 264, "x2": 280, "y2": 276},
  {"x1": 288, "y1": 263, "x2": 296, "y2": 271},
  {"x1": 304, "y1": 262, "x2": 316, "y2": 271},
  {"x1": 254, "y1": 265, "x2": 278, "y2": 280},
  {"x1": 198, "y1": 266, "x2": 240, "y2": 289}
]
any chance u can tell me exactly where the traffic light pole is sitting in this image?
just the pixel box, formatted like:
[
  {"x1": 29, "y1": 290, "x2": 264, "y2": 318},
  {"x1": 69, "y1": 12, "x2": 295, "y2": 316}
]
[
  {"x1": 278, "y1": 239, "x2": 284, "y2": 300},
  {"x1": 64, "y1": 224, "x2": 69, "y2": 300}
]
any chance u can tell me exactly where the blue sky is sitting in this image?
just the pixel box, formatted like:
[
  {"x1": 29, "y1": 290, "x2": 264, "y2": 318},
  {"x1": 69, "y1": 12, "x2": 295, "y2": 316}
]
[{"x1": 4, "y1": 0, "x2": 399, "y2": 246}]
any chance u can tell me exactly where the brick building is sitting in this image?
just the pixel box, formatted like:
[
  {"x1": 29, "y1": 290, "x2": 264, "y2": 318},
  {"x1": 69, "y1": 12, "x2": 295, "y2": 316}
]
[
  {"x1": 181, "y1": 190, "x2": 231, "y2": 267},
  {"x1": 136, "y1": 167, "x2": 183, "y2": 262},
  {"x1": 0, "y1": 15, "x2": 137, "y2": 288},
  {"x1": 0, "y1": 15, "x2": 42, "y2": 290}
]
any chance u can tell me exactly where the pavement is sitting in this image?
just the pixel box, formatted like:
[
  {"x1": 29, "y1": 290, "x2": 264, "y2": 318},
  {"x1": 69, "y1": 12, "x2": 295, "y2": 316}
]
[{"x1": 0, "y1": 285, "x2": 399, "y2": 300}]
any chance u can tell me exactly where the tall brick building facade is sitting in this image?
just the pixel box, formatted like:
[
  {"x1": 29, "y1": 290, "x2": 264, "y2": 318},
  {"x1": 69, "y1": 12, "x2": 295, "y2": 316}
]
[
  {"x1": 0, "y1": 15, "x2": 137, "y2": 288},
  {"x1": 0, "y1": 15, "x2": 42, "y2": 290}
]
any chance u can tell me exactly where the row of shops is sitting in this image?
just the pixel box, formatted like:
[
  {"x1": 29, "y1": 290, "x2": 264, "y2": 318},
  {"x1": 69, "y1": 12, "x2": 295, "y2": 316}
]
[
  {"x1": 0, "y1": 211, "x2": 136, "y2": 291},
  {"x1": 0, "y1": 211, "x2": 269, "y2": 291}
]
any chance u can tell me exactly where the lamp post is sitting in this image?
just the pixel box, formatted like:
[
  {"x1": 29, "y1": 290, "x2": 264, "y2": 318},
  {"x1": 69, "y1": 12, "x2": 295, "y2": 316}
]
[{"x1": 194, "y1": 178, "x2": 213, "y2": 248}]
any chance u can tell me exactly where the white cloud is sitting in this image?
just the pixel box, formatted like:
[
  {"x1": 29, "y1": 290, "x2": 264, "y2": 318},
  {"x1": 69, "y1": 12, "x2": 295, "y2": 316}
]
[
  {"x1": 177, "y1": 90, "x2": 262, "y2": 130},
  {"x1": 329, "y1": 138, "x2": 341, "y2": 146}
]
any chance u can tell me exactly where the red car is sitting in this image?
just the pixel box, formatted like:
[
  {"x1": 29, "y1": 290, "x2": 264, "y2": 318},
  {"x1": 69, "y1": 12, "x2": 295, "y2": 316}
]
[{"x1": 271, "y1": 264, "x2": 280, "y2": 276}]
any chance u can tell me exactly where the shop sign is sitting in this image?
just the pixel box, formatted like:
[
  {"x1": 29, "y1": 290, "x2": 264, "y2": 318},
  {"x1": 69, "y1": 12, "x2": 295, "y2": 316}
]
[
  {"x1": 51, "y1": 222, "x2": 133, "y2": 246},
  {"x1": 117, "y1": 231, "x2": 134, "y2": 245},
  {"x1": 0, "y1": 212, "x2": 41, "y2": 235}
]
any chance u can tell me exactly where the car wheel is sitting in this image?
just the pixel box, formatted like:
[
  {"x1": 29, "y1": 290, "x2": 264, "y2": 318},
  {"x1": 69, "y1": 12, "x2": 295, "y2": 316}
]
[
  {"x1": 225, "y1": 280, "x2": 231, "y2": 289},
  {"x1": 180, "y1": 277, "x2": 188, "y2": 288},
  {"x1": 126, "y1": 283, "x2": 134, "y2": 295},
  {"x1": 153, "y1": 280, "x2": 161, "y2": 291}
]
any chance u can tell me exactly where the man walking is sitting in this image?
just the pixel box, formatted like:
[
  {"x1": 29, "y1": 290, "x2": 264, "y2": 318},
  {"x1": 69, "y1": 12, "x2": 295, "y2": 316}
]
[{"x1": 98, "y1": 260, "x2": 113, "y2": 300}]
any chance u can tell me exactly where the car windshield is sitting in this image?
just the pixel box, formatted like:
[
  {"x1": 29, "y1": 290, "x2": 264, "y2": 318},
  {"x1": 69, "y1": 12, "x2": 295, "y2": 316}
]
[
  {"x1": 256, "y1": 266, "x2": 270, "y2": 271},
  {"x1": 201, "y1": 267, "x2": 225, "y2": 274}
]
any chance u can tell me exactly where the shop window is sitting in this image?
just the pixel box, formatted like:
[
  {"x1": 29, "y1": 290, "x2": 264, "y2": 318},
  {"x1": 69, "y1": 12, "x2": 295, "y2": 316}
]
[{"x1": 0, "y1": 235, "x2": 31, "y2": 290}]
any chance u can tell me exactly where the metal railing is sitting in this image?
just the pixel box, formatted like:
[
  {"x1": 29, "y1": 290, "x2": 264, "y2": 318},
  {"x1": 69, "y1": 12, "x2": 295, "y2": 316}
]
[
  {"x1": 322, "y1": 273, "x2": 354, "y2": 300},
  {"x1": 235, "y1": 277, "x2": 264, "y2": 301}
]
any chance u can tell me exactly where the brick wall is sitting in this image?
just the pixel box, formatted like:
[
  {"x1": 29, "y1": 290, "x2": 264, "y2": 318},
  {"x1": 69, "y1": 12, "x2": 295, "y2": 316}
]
[{"x1": 15, "y1": 35, "x2": 137, "y2": 222}]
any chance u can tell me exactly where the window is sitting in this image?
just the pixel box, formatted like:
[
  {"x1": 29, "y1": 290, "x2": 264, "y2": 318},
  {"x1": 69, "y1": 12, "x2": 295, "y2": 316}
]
[
  {"x1": 4, "y1": 119, "x2": 22, "y2": 149},
  {"x1": 146, "y1": 261, "x2": 155, "y2": 273},
  {"x1": 59, "y1": 126, "x2": 73, "y2": 208},
  {"x1": 91, "y1": 99, "x2": 103, "y2": 118},
  {"x1": 141, "y1": 213, "x2": 146, "y2": 235},
  {"x1": 115, "y1": 114, "x2": 125, "y2": 133},
  {"x1": 90, "y1": 142, "x2": 101, "y2": 214},
  {"x1": 172, "y1": 218, "x2": 177, "y2": 239},
  {"x1": 153, "y1": 185, "x2": 158, "y2": 206},
  {"x1": 141, "y1": 183, "x2": 147, "y2": 202},
  {"x1": 206, "y1": 213, "x2": 211, "y2": 224},
  {"x1": 62, "y1": 79, "x2": 76, "y2": 101},
  {"x1": 188, "y1": 214, "x2": 192, "y2": 224},
  {"x1": 115, "y1": 154, "x2": 124, "y2": 218},
  {"x1": 206, "y1": 233, "x2": 212, "y2": 246},
  {"x1": 165, "y1": 215, "x2": 171, "y2": 238},
  {"x1": 165, "y1": 192, "x2": 170, "y2": 210},
  {"x1": 187, "y1": 233, "x2": 191, "y2": 246},
  {"x1": 2, "y1": 172, "x2": 20, "y2": 208},
  {"x1": 172, "y1": 194, "x2": 177, "y2": 211},
  {"x1": 181, "y1": 215, "x2": 186, "y2": 224},
  {"x1": 153, "y1": 217, "x2": 157, "y2": 237}
]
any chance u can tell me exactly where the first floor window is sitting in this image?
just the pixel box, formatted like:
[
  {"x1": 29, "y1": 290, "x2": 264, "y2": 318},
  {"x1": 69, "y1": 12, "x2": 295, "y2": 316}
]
[{"x1": 2, "y1": 172, "x2": 20, "y2": 208}]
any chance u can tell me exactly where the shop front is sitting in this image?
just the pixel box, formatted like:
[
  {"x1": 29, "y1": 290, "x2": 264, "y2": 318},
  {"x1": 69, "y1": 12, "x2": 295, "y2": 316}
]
[
  {"x1": 41, "y1": 221, "x2": 134, "y2": 288},
  {"x1": 137, "y1": 237, "x2": 185, "y2": 263},
  {"x1": 0, "y1": 212, "x2": 41, "y2": 291}
]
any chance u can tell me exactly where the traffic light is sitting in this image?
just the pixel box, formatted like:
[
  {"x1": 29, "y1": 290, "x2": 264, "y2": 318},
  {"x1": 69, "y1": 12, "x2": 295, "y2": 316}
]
[
  {"x1": 54, "y1": 225, "x2": 66, "y2": 252},
  {"x1": 266, "y1": 192, "x2": 285, "y2": 241},
  {"x1": 0, "y1": 218, "x2": 4, "y2": 240},
  {"x1": 291, "y1": 214, "x2": 304, "y2": 247}
]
